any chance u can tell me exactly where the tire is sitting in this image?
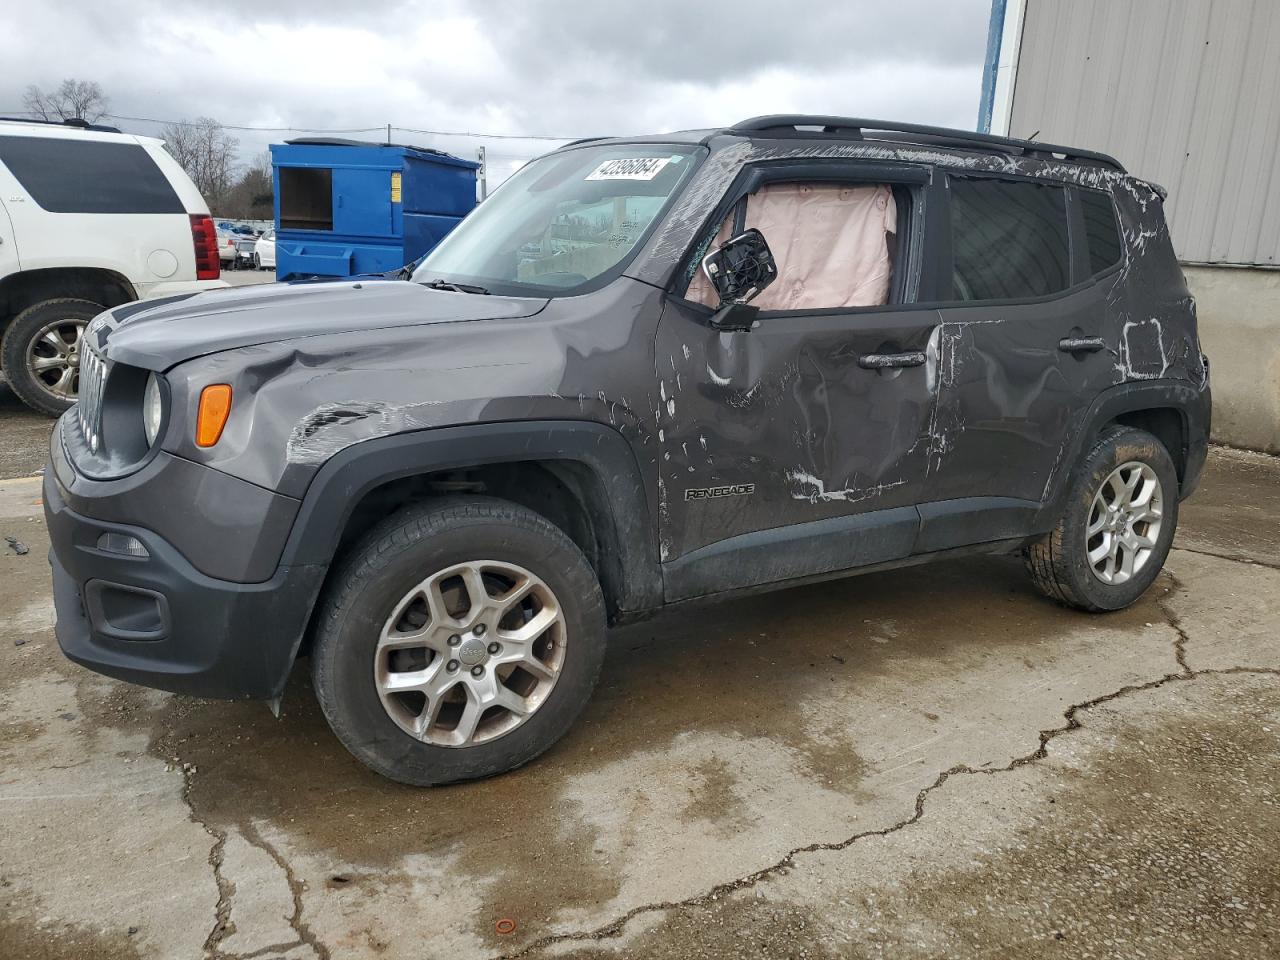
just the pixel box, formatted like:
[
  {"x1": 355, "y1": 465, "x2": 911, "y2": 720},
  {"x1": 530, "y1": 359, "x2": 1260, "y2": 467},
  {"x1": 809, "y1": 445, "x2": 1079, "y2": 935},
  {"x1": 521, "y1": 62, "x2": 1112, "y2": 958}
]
[
  {"x1": 1025, "y1": 426, "x2": 1179, "y2": 612},
  {"x1": 1, "y1": 298, "x2": 105, "y2": 417},
  {"x1": 312, "y1": 496, "x2": 607, "y2": 786}
]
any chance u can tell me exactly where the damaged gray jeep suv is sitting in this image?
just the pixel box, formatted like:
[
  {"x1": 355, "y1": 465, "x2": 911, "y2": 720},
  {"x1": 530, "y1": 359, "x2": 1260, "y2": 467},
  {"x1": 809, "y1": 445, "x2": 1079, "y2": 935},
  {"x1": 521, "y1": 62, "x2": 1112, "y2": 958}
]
[{"x1": 46, "y1": 116, "x2": 1210, "y2": 785}]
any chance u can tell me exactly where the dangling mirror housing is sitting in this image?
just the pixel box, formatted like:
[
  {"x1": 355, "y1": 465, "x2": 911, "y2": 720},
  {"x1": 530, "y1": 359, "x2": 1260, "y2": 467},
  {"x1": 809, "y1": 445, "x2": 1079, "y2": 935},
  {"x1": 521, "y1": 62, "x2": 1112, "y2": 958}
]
[{"x1": 700, "y1": 228, "x2": 778, "y2": 331}]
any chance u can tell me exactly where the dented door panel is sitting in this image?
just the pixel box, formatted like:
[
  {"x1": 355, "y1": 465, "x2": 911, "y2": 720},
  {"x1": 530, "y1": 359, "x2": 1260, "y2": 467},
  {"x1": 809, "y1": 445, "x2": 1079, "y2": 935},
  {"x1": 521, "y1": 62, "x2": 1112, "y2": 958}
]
[
  {"x1": 928, "y1": 281, "x2": 1122, "y2": 504},
  {"x1": 655, "y1": 297, "x2": 940, "y2": 564}
]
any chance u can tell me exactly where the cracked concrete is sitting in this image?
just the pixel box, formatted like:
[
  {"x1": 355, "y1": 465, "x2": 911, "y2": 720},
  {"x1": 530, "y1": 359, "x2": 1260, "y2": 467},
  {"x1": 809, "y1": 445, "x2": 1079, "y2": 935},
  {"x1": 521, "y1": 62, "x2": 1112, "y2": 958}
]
[
  {"x1": 536, "y1": 671, "x2": 1280, "y2": 960},
  {"x1": 1, "y1": 447, "x2": 1278, "y2": 959}
]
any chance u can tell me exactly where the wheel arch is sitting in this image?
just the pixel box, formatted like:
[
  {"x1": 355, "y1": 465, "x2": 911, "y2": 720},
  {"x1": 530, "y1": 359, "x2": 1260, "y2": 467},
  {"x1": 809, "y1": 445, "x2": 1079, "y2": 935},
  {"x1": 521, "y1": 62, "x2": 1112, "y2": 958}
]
[
  {"x1": 281, "y1": 420, "x2": 663, "y2": 623},
  {"x1": 0, "y1": 267, "x2": 137, "y2": 334},
  {"x1": 1046, "y1": 379, "x2": 1210, "y2": 514},
  {"x1": 1106, "y1": 407, "x2": 1187, "y2": 481}
]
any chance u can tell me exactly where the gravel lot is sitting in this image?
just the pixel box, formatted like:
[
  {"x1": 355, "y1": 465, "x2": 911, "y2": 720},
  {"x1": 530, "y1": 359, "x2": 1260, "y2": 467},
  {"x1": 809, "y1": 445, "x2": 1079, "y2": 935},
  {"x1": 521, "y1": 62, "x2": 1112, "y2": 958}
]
[{"x1": 1, "y1": 378, "x2": 1277, "y2": 959}]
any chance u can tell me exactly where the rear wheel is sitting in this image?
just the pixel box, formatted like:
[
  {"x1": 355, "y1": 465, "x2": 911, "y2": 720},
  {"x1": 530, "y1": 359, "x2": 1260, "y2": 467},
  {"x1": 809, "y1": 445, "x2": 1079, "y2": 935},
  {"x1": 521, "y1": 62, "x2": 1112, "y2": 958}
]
[
  {"x1": 1025, "y1": 427, "x2": 1179, "y2": 611},
  {"x1": 1, "y1": 298, "x2": 104, "y2": 417},
  {"x1": 311, "y1": 496, "x2": 607, "y2": 785}
]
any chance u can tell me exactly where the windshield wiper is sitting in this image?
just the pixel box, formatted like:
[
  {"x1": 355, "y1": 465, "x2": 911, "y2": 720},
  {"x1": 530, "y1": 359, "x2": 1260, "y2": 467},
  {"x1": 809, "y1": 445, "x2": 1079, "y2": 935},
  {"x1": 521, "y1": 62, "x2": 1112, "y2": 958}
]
[
  {"x1": 424, "y1": 278, "x2": 490, "y2": 295},
  {"x1": 395, "y1": 254, "x2": 429, "y2": 280}
]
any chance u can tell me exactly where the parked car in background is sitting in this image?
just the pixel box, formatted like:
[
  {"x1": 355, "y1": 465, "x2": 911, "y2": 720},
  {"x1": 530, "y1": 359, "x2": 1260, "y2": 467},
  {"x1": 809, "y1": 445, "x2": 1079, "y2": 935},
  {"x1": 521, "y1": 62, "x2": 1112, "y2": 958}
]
[
  {"x1": 234, "y1": 235, "x2": 259, "y2": 269},
  {"x1": 44, "y1": 116, "x2": 1210, "y2": 785},
  {"x1": 0, "y1": 117, "x2": 224, "y2": 416},
  {"x1": 254, "y1": 228, "x2": 276, "y2": 271},
  {"x1": 215, "y1": 228, "x2": 240, "y2": 267}
]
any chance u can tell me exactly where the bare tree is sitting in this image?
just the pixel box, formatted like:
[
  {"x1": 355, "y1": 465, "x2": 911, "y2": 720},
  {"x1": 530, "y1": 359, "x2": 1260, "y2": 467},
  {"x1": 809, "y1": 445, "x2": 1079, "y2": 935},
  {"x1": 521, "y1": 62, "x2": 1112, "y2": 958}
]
[
  {"x1": 161, "y1": 117, "x2": 240, "y2": 209},
  {"x1": 220, "y1": 158, "x2": 274, "y2": 220},
  {"x1": 23, "y1": 80, "x2": 110, "y2": 122},
  {"x1": 253, "y1": 150, "x2": 273, "y2": 181}
]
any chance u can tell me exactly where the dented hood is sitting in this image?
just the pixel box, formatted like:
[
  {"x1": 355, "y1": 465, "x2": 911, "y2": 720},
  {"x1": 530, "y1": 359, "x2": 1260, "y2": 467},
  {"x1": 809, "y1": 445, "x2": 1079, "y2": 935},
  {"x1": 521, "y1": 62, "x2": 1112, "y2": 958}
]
[{"x1": 95, "y1": 279, "x2": 549, "y2": 370}]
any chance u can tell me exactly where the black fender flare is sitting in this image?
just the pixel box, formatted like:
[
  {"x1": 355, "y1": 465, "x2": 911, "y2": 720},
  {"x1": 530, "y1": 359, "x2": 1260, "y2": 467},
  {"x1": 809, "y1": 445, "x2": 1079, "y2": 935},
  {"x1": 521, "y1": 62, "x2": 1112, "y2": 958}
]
[
  {"x1": 1041, "y1": 378, "x2": 1211, "y2": 518},
  {"x1": 278, "y1": 419, "x2": 663, "y2": 616}
]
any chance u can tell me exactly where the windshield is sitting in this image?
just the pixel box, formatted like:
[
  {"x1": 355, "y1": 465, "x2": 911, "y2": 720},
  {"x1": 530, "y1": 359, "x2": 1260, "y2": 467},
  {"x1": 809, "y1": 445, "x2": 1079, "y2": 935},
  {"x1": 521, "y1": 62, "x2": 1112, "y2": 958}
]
[{"x1": 413, "y1": 143, "x2": 704, "y2": 296}]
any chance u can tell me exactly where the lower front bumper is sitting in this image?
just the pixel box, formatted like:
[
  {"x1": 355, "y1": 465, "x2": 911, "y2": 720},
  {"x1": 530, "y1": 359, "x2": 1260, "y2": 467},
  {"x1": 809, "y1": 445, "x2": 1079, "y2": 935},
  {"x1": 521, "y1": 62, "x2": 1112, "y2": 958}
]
[{"x1": 45, "y1": 469, "x2": 326, "y2": 700}]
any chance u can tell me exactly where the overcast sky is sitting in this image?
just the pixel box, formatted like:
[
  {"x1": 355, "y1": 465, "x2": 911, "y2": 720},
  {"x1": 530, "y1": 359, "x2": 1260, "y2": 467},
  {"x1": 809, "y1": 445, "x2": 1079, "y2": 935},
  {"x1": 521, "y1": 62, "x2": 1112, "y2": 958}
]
[{"x1": 2, "y1": 0, "x2": 992, "y2": 184}]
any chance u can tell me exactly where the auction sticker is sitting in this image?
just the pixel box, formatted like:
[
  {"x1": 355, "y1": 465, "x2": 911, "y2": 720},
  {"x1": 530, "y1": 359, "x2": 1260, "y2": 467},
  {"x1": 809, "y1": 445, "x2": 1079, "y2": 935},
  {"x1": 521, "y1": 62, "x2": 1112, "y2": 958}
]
[{"x1": 586, "y1": 157, "x2": 671, "y2": 181}]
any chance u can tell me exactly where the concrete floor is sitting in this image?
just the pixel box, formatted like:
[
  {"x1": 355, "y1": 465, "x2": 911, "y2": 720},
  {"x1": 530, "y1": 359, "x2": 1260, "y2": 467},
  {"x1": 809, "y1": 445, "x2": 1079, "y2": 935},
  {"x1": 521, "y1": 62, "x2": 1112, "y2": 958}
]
[
  {"x1": 0, "y1": 447, "x2": 1277, "y2": 960},
  {"x1": 0, "y1": 383, "x2": 54, "y2": 478}
]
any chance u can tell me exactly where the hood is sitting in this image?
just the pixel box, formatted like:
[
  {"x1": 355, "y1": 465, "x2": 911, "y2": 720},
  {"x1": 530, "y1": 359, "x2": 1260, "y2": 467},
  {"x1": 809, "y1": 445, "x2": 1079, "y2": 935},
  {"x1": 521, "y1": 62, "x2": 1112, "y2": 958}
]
[{"x1": 94, "y1": 279, "x2": 549, "y2": 369}]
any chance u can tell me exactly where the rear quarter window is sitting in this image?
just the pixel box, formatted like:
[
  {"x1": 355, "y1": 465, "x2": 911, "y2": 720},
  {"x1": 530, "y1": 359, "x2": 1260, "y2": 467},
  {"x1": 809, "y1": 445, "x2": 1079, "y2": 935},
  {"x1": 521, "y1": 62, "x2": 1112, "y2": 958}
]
[
  {"x1": 1079, "y1": 188, "x2": 1124, "y2": 274},
  {"x1": 0, "y1": 136, "x2": 185, "y2": 214},
  {"x1": 948, "y1": 177, "x2": 1071, "y2": 301}
]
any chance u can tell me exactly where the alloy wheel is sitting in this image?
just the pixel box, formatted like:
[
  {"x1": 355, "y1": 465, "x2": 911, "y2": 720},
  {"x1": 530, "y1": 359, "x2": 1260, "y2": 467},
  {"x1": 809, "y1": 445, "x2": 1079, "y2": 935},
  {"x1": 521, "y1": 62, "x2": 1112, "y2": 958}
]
[
  {"x1": 374, "y1": 560, "x2": 567, "y2": 746},
  {"x1": 1086, "y1": 460, "x2": 1164, "y2": 585},
  {"x1": 26, "y1": 318, "x2": 86, "y2": 402}
]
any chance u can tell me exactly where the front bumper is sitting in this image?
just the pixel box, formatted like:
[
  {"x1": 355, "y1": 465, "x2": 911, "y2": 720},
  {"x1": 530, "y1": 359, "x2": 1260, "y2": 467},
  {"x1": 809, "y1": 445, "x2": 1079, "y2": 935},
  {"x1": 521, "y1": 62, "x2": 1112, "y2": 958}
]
[{"x1": 44, "y1": 454, "x2": 326, "y2": 701}]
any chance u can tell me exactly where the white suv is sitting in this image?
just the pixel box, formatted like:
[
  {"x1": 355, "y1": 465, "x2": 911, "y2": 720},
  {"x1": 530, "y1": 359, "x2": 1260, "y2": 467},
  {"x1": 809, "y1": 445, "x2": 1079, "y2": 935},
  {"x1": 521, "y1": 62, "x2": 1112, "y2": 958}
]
[{"x1": 0, "y1": 118, "x2": 227, "y2": 415}]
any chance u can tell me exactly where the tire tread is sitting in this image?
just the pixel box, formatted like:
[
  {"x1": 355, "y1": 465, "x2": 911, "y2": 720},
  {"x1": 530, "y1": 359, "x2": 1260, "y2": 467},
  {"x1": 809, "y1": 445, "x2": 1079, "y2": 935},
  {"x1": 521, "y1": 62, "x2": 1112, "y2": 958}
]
[{"x1": 1024, "y1": 426, "x2": 1174, "y2": 613}]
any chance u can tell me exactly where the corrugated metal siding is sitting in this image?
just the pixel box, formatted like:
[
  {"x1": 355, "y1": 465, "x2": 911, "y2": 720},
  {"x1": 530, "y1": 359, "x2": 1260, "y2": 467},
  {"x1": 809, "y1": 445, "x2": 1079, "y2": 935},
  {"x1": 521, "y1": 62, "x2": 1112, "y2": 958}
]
[{"x1": 1008, "y1": 0, "x2": 1280, "y2": 266}]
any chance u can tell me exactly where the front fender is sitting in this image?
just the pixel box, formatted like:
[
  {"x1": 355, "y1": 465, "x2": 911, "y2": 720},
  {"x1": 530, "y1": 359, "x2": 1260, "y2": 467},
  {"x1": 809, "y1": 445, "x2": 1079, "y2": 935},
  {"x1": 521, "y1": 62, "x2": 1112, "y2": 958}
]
[{"x1": 277, "y1": 420, "x2": 663, "y2": 617}]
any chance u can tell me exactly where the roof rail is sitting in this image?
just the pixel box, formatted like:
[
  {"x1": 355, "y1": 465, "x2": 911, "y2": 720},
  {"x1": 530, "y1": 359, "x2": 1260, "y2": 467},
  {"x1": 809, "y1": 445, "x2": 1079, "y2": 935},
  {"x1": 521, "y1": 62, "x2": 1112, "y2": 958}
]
[
  {"x1": 0, "y1": 115, "x2": 123, "y2": 134},
  {"x1": 558, "y1": 136, "x2": 613, "y2": 148},
  {"x1": 728, "y1": 115, "x2": 1125, "y2": 173}
]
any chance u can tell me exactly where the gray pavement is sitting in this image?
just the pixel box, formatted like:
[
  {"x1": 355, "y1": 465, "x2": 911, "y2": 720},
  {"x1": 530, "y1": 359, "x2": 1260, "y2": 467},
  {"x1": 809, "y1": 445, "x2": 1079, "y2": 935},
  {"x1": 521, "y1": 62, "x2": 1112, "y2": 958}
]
[
  {"x1": 221, "y1": 269, "x2": 276, "y2": 288},
  {"x1": 0, "y1": 382, "x2": 52, "y2": 478},
  {"x1": 0, "y1": 446, "x2": 1277, "y2": 960}
]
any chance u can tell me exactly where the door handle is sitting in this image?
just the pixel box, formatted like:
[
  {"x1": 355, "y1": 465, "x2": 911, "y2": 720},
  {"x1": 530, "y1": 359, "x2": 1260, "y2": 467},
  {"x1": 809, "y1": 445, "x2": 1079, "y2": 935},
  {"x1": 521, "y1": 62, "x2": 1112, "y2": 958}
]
[
  {"x1": 858, "y1": 351, "x2": 926, "y2": 370},
  {"x1": 1058, "y1": 336, "x2": 1106, "y2": 354}
]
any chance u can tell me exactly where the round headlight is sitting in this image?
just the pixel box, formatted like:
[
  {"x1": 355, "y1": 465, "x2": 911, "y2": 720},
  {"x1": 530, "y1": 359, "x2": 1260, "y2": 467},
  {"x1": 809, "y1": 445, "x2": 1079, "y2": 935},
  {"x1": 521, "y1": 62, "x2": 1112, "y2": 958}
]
[{"x1": 143, "y1": 373, "x2": 165, "y2": 446}]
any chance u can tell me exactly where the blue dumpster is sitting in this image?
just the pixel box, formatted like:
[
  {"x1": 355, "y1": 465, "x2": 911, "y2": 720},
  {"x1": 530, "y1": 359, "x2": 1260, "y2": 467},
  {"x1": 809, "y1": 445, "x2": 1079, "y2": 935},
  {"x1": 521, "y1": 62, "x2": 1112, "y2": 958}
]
[{"x1": 269, "y1": 138, "x2": 479, "y2": 280}]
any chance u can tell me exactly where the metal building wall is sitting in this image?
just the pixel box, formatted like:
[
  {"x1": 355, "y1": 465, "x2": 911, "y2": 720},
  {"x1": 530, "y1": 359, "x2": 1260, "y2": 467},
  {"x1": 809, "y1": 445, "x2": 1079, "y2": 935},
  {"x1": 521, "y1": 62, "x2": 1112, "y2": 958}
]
[{"x1": 1006, "y1": 0, "x2": 1280, "y2": 266}]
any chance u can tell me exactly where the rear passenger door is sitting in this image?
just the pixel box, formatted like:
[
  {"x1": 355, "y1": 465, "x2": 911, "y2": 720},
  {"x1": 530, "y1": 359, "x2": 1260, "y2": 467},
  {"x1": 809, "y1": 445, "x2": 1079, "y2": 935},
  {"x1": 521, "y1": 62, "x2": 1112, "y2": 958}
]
[{"x1": 920, "y1": 175, "x2": 1123, "y2": 547}]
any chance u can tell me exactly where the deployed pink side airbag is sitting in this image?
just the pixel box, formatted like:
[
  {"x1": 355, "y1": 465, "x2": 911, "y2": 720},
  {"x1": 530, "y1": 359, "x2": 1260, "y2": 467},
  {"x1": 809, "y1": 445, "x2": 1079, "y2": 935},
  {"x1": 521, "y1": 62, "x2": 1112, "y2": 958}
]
[{"x1": 689, "y1": 182, "x2": 897, "y2": 310}]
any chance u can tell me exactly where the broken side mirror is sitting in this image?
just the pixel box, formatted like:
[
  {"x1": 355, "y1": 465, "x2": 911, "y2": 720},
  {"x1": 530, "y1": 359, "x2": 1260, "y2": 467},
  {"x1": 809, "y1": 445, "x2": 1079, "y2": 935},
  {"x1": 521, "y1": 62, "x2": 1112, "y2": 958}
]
[{"x1": 701, "y1": 228, "x2": 778, "y2": 331}]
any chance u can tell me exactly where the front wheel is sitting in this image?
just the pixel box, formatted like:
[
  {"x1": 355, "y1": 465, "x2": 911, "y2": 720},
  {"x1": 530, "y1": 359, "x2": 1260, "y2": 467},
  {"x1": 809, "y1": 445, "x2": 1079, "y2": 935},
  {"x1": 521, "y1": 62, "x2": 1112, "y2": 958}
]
[
  {"x1": 1025, "y1": 427, "x2": 1179, "y2": 611},
  {"x1": 311, "y1": 496, "x2": 607, "y2": 785}
]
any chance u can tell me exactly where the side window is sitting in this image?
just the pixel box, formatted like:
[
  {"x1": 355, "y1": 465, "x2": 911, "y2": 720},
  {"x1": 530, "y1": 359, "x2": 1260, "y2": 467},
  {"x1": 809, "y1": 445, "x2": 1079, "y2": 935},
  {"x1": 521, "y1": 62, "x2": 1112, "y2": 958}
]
[
  {"x1": 949, "y1": 177, "x2": 1070, "y2": 301},
  {"x1": 0, "y1": 136, "x2": 184, "y2": 214},
  {"x1": 1079, "y1": 188, "x2": 1124, "y2": 275},
  {"x1": 688, "y1": 181, "x2": 899, "y2": 311}
]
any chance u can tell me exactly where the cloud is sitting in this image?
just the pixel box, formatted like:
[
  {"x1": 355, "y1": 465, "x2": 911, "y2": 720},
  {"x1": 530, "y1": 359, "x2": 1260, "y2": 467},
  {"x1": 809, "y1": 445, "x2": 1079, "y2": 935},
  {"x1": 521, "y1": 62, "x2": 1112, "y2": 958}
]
[{"x1": 1, "y1": 0, "x2": 990, "y2": 183}]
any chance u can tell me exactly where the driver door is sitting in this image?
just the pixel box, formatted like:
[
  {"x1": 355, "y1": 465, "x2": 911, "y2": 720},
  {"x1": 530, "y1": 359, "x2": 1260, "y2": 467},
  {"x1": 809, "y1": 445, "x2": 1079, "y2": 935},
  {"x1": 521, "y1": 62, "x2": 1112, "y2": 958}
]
[{"x1": 654, "y1": 170, "x2": 941, "y2": 601}]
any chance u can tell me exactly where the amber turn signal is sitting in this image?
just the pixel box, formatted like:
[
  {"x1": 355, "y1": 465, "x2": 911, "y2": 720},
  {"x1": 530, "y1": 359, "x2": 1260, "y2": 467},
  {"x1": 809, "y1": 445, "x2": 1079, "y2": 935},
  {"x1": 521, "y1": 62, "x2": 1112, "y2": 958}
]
[{"x1": 195, "y1": 384, "x2": 233, "y2": 447}]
